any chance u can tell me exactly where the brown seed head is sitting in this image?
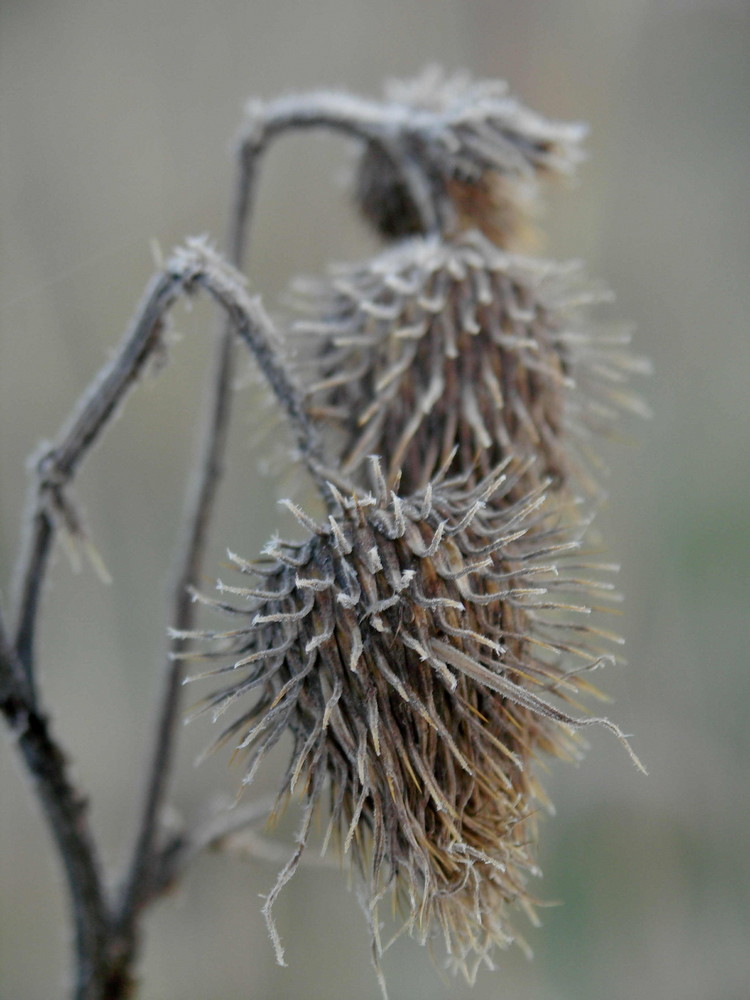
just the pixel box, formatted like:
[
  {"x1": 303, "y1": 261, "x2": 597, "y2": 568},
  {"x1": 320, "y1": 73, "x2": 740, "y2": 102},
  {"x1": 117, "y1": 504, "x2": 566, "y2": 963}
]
[
  {"x1": 354, "y1": 67, "x2": 587, "y2": 247},
  {"x1": 189, "y1": 461, "x2": 633, "y2": 980},
  {"x1": 292, "y1": 231, "x2": 649, "y2": 499}
]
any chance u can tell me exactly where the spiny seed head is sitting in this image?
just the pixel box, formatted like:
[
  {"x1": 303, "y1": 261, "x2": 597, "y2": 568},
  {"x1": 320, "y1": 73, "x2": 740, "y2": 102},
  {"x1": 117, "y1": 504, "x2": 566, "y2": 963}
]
[
  {"x1": 189, "y1": 462, "x2": 630, "y2": 980},
  {"x1": 354, "y1": 67, "x2": 587, "y2": 247},
  {"x1": 292, "y1": 230, "x2": 649, "y2": 499}
]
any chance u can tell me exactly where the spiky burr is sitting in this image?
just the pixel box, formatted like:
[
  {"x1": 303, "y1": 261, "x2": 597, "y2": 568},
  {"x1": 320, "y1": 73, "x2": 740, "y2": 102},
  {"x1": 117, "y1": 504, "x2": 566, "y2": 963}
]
[
  {"x1": 292, "y1": 230, "x2": 648, "y2": 499},
  {"x1": 354, "y1": 67, "x2": 586, "y2": 247},
  {"x1": 186, "y1": 460, "x2": 638, "y2": 981}
]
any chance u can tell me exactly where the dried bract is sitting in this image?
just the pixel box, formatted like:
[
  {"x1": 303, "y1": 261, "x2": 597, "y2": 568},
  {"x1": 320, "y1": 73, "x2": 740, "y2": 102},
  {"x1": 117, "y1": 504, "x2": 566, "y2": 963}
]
[
  {"x1": 292, "y1": 230, "x2": 648, "y2": 499},
  {"x1": 354, "y1": 67, "x2": 586, "y2": 246},
  {"x1": 187, "y1": 462, "x2": 634, "y2": 981}
]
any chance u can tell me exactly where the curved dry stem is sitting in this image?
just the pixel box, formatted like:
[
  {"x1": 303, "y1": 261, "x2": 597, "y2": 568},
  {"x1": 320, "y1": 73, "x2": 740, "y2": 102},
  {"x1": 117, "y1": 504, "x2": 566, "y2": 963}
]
[
  {"x1": 11, "y1": 244, "x2": 328, "y2": 692},
  {"x1": 5, "y1": 238, "x2": 333, "y2": 994},
  {"x1": 11, "y1": 268, "x2": 189, "y2": 695},
  {"x1": 113, "y1": 143, "x2": 257, "y2": 936},
  {"x1": 237, "y1": 90, "x2": 443, "y2": 233},
  {"x1": 114, "y1": 237, "x2": 351, "y2": 938}
]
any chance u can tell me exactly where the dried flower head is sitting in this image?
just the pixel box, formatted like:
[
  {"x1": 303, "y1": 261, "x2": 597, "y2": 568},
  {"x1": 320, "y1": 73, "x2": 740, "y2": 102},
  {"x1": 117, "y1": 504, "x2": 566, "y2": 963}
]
[
  {"x1": 354, "y1": 67, "x2": 587, "y2": 247},
  {"x1": 186, "y1": 460, "x2": 638, "y2": 984},
  {"x1": 292, "y1": 230, "x2": 648, "y2": 499}
]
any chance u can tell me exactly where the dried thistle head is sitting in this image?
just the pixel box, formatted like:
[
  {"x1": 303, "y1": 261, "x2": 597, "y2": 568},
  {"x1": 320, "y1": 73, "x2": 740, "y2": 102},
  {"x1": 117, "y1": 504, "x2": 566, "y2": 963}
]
[
  {"x1": 354, "y1": 67, "x2": 586, "y2": 248},
  {"x1": 292, "y1": 230, "x2": 648, "y2": 499},
  {"x1": 187, "y1": 460, "x2": 636, "y2": 983}
]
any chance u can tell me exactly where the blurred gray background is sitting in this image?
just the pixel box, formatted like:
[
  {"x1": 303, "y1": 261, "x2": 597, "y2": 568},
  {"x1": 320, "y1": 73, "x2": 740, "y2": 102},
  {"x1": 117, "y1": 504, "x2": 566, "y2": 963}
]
[{"x1": 1, "y1": 1, "x2": 749, "y2": 998}]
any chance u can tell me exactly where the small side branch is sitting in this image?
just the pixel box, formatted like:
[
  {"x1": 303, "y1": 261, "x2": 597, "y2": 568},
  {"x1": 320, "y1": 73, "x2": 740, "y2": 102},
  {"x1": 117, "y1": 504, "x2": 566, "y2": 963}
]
[{"x1": 141, "y1": 798, "x2": 277, "y2": 904}]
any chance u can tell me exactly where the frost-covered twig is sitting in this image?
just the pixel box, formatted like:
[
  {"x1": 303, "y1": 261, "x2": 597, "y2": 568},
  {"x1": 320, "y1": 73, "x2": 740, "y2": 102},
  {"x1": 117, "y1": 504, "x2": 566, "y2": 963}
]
[{"x1": 5, "y1": 239, "x2": 330, "y2": 999}]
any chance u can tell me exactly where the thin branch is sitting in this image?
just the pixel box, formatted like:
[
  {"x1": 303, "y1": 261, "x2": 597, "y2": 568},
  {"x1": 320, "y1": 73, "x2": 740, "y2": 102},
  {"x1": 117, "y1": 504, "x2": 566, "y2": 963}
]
[
  {"x1": 112, "y1": 143, "x2": 258, "y2": 937},
  {"x1": 143, "y1": 797, "x2": 276, "y2": 902},
  {"x1": 10, "y1": 269, "x2": 189, "y2": 695},
  {"x1": 144, "y1": 795, "x2": 340, "y2": 907},
  {"x1": 0, "y1": 605, "x2": 26, "y2": 709},
  {"x1": 108, "y1": 90, "x2": 452, "y2": 935},
  {"x1": 114, "y1": 139, "x2": 265, "y2": 926},
  {"x1": 187, "y1": 247, "x2": 333, "y2": 492},
  {"x1": 237, "y1": 90, "x2": 442, "y2": 232},
  {"x1": 109, "y1": 332, "x2": 241, "y2": 957},
  {"x1": 4, "y1": 239, "x2": 333, "y2": 995},
  {"x1": 4, "y1": 259, "x2": 220, "y2": 995},
  {"x1": 1, "y1": 622, "x2": 109, "y2": 1000},
  {"x1": 113, "y1": 241, "x2": 337, "y2": 942},
  {"x1": 113, "y1": 108, "x2": 378, "y2": 940}
]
